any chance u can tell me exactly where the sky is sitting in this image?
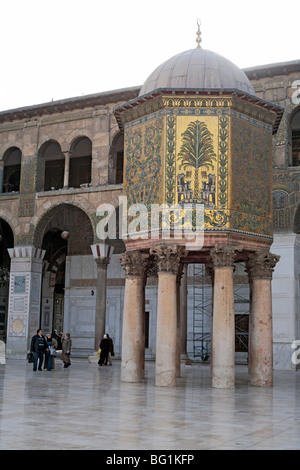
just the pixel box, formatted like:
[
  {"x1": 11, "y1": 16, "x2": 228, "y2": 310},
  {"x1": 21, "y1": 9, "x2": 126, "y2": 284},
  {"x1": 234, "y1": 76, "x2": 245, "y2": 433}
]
[{"x1": 0, "y1": 0, "x2": 298, "y2": 112}]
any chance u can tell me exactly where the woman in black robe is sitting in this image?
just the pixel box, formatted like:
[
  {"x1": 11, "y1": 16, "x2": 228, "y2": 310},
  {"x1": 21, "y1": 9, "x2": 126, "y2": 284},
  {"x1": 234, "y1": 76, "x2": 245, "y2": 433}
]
[{"x1": 98, "y1": 334, "x2": 111, "y2": 366}]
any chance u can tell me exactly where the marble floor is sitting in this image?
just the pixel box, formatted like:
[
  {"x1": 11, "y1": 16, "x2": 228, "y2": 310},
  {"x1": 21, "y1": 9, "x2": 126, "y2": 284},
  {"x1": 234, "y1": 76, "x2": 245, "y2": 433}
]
[{"x1": 0, "y1": 358, "x2": 299, "y2": 450}]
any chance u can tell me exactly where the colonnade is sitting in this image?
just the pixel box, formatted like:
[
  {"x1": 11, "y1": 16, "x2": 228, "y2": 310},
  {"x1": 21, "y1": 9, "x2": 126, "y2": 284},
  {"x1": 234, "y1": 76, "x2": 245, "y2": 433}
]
[{"x1": 119, "y1": 244, "x2": 279, "y2": 388}]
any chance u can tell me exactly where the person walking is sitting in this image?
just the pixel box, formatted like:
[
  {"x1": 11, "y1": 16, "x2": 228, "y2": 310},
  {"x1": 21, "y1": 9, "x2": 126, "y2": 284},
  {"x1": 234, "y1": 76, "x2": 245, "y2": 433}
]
[
  {"x1": 51, "y1": 330, "x2": 62, "y2": 350},
  {"x1": 44, "y1": 333, "x2": 58, "y2": 371},
  {"x1": 30, "y1": 329, "x2": 48, "y2": 371},
  {"x1": 61, "y1": 333, "x2": 72, "y2": 368},
  {"x1": 106, "y1": 334, "x2": 114, "y2": 366},
  {"x1": 98, "y1": 334, "x2": 110, "y2": 366}
]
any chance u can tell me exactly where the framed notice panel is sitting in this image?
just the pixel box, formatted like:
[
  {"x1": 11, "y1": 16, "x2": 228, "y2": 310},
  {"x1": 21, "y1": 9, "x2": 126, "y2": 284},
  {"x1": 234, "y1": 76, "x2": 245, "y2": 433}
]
[{"x1": 14, "y1": 275, "x2": 26, "y2": 294}]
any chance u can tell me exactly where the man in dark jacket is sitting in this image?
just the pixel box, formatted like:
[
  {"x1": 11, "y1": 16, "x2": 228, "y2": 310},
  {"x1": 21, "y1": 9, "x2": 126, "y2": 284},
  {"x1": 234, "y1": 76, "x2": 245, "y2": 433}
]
[{"x1": 30, "y1": 329, "x2": 48, "y2": 371}]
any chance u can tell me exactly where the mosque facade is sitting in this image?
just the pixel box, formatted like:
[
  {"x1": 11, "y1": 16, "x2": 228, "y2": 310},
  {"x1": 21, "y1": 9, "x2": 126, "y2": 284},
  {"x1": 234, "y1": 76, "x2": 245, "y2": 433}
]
[{"x1": 0, "y1": 36, "x2": 299, "y2": 379}]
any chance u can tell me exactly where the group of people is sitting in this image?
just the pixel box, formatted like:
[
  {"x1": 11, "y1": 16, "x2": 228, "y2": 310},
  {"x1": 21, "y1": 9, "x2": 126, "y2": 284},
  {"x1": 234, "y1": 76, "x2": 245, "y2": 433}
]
[
  {"x1": 30, "y1": 329, "x2": 115, "y2": 371},
  {"x1": 30, "y1": 329, "x2": 72, "y2": 371}
]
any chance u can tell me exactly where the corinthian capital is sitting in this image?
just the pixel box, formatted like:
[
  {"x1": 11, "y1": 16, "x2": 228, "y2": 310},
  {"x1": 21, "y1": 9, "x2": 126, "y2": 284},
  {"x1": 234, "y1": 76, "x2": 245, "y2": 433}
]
[
  {"x1": 95, "y1": 257, "x2": 110, "y2": 270},
  {"x1": 210, "y1": 244, "x2": 242, "y2": 268},
  {"x1": 150, "y1": 244, "x2": 186, "y2": 275},
  {"x1": 119, "y1": 251, "x2": 149, "y2": 278},
  {"x1": 247, "y1": 251, "x2": 280, "y2": 280}
]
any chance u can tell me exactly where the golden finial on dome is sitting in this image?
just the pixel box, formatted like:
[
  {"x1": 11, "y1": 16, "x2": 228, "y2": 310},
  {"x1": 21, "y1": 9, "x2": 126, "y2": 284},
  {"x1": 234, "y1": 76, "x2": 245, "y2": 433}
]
[{"x1": 196, "y1": 18, "x2": 202, "y2": 48}]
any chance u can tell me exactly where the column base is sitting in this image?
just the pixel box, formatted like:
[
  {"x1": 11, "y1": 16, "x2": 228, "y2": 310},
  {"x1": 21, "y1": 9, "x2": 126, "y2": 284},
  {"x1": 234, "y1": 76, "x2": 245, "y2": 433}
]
[
  {"x1": 181, "y1": 353, "x2": 192, "y2": 365},
  {"x1": 155, "y1": 370, "x2": 176, "y2": 387},
  {"x1": 121, "y1": 363, "x2": 143, "y2": 383}
]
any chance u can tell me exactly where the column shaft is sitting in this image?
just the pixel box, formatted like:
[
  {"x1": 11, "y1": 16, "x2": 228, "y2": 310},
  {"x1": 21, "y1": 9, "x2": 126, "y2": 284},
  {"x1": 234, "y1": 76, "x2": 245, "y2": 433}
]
[
  {"x1": 156, "y1": 272, "x2": 178, "y2": 386},
  {"x1": 121, "y1": 275, "x2": 145, "y2": 382},
  {"x1": 210, "y1": 245, "x2": 241, "y2": 389},
  {"x1": 119, "y1": 251, "x2": 149, "y2": 383},
  {"x1": 63, "y1": 151, "x2": 71, "y2": 189},
  {"x1": 151, "y1": 245, "x2": 186, "y2": 387},
  {"x1": 249, "y1": 278, "x2": 273, "y2": 386},
  {"x1": 212, "y1": 265, "x2": 235, "y2": 388},
  {"x1": 247, "y1": 251, "x2": 280, "y2": 386},
  {"x1": 94, "y1": 260, "x2": 109, "y2": 351}
]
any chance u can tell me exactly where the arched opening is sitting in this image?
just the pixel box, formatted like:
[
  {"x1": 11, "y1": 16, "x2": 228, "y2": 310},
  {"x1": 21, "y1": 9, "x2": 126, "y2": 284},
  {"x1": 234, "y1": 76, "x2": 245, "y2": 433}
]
[
  {"x1": 35, "y1": 203, "x2": 94, "y2": 339},
  {"x1": 69, "y1": 137, "x2": 92, "y2": 188},
  {"x1": 0, "y1": 219, "x2": 14, "y2": 341},
  {"x1": 293, "y1": 203, "x2": 300, "y2": 233},
  {"x1": 273, "y1": 190, "x2": 289, "y2": 209},
  {"x1": 2, "y1": 147, "x2": 21, "y2": 193},
  {"x1": 109, "y1": 132, "x2": 124, "y2": 184},
  {"x1": 42, "y1": 229, "x2": 68, "y2": 335},
  {"x1": 38, "y1": 140, "x2": 64, "y2": 191},
  {"x1": 290, "y1": 107, "x2": 300, "y2": 166}
]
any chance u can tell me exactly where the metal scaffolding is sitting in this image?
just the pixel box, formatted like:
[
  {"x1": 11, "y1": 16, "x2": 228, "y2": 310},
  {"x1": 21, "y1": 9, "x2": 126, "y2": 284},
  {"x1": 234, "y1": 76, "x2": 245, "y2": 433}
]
[
  {"x1": 192, "y1": 263, "x2": 211, "y2": 361},
  {"x1": 192, "y1": 263, "x2": 249, "y2": 362}
]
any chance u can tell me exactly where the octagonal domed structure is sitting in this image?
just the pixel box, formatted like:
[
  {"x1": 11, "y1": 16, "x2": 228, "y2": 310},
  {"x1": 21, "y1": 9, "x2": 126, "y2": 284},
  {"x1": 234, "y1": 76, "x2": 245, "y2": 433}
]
[{"x1": 139, "y1": 47, "x2": 255, "y2": 97}]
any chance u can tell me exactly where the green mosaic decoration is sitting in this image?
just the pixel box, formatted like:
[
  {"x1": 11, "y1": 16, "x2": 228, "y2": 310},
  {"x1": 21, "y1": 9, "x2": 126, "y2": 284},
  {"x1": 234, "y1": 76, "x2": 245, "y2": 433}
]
[
  {"x1": 230, "y1": 118, "x2": 273, "y2": 235},
  {"x1": 165, "y1": 116, "x2": 176, "y2": 205},
  {"x1": 218, "y1": 116, "x2": 229, "y2": 208},
  {"x1": 124, "y1": 117, "x2": 163, "y2": 209}
]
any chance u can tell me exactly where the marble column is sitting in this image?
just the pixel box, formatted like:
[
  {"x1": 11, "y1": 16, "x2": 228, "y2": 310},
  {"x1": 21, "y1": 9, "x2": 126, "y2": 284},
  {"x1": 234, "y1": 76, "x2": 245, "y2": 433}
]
[
  {"x1": 94, "y1": 257, "x2": 109, "y2": 350},
  {"x1": 62, "y1": 151, "x2": 72, "y2": 189},
  {"x1": 247, "y1": 251, "x2": 280, "y2": 386},
  {"x1": 210, "y1": 245, "x2": 240, "y2": 389},
  {"x1": 91, "y1": 244, "x2": 113, "y2": 351},
  {"x1": 119, "y1": 251, "x2": 149, "y2": 383},
  {"x1": 150, "y1": 245, "x2": 186, "y2": 387}
]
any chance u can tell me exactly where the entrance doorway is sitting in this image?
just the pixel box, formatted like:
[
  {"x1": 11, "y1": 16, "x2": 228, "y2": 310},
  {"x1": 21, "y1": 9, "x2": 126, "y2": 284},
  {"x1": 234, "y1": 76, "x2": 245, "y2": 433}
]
[{"x1": 0, "y1": 219, "x2": 14, "y2": 341}]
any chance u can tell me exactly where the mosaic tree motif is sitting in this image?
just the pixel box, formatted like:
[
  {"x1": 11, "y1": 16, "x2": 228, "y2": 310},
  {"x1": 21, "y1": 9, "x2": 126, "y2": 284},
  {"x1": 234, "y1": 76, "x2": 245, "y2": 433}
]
[{"x1": 178, "y1": 120, "x2": 216, "y2": 200}]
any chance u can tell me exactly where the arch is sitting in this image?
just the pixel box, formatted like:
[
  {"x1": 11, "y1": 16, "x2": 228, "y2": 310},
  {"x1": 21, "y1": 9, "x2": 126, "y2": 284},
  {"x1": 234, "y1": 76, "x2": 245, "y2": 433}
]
[
  {"x1": 33, "y1": 202, "x2": 95, "y2": 253},
  {"x1": 289, "y1": 105, "x2": 300, "y2": 166},
  {"x1": 37, "y1": 139, "x2": 64, "y2": 191},
  {"x1": 293, "y1": 203, "x2": 300, "y2": 233},
  {"x1": 2, "y1": 147, "x2": 21, "y2": 193},
  {"x1": 68, "y1": 136, "x2": 92, "y2": 188},
  {"x1": 109, "y1": 131, "x2": 124, "y2": 184},
  {"x1": 273, "y1": 189, "x2": 289, "y2": 209},
  {"x1": 0, "y1": 218, "x2": 14, "y2": 341}
]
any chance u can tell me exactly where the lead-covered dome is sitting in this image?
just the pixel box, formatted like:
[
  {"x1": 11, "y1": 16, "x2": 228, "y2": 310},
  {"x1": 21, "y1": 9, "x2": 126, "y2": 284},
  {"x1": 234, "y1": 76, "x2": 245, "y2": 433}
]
[{"x1": 139, "y1": 47, "x2": 255, "y2": 97}]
